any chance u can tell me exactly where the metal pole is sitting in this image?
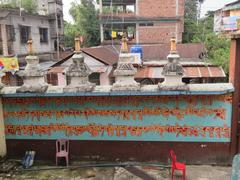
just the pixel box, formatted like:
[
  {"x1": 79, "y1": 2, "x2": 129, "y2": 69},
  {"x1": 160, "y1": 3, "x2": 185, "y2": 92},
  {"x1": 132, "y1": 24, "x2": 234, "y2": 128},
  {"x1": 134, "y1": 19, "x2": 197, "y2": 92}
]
[
  {"x1": 55, "y1": 1, "x2": 60, "y2": 61},
  {"x1": 19, "y1": 0, "x2": 22, "y2": 16}
]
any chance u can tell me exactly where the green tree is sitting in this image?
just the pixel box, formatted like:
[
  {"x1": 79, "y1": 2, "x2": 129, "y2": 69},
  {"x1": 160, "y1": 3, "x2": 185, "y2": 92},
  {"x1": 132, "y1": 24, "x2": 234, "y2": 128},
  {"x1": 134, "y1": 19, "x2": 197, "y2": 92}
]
[
  {"x1": 192, "y1": 12, "x2": 230, "y2": 74},
  {"x1": 0, "y1": 0, "x2": 37, "y2": 14},
  {"x1": 0, "y1": 0, "x2": 18, "y2": 9},
  {"x1": 184, "y1": 0, "x2": 230, "y2": 74},
  {"x1": 67, "y1": 0, "x2": 100, "y2": 47},
  {"x1": 183, "y1": 0, "x2": 198, "y2": 43},
  {"x1": 64, "y1": 21, "x2": 78, "y2": 47},
  {"x1": 21, "y1": 0, "x2": 37, "y2": 14}
]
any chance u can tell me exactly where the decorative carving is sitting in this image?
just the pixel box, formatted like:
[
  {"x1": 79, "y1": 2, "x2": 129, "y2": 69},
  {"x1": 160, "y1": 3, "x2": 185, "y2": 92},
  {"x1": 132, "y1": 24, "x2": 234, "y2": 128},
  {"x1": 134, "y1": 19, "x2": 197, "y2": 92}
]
[
  {"x1": 160, "y1": 37, "x2": 186, "y2": 90},
  {"x1": 63, "y1": 37, "x2": 95, "y2": 93},
  {"x1": 162, "y1": 55, "x2": 184, "y2": 76},
  {"x1": 0, "y1": 73, "x2": 5, "y2": 90},
  {"x1": 113, "y1": 63, "x2": 137, "y2": 76},
  {"x1": 17, "y1": 40, "x2": 48, "y2": 93},
  {"x1": 66, "y1": 53, "x2": 92, "y2": 77},
  {"x1": 112, "y1": 36, "x2": 140, "y2": 91}
]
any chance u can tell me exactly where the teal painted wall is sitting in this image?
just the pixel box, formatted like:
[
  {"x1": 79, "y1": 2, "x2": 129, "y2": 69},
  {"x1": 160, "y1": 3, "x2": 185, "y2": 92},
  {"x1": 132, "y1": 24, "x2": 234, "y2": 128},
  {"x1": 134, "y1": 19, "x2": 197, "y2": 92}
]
[{"x1": 3, "y1": 94, "x2": 232, "y2": 142}]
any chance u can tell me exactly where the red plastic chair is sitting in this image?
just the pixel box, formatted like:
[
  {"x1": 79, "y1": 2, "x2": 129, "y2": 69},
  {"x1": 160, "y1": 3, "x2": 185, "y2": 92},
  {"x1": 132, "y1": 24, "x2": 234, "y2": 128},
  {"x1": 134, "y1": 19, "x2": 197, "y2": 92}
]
[
  {"x1": 56, "y1": 139, "x2": 69, "y2": 166},
  {"x1": 169, "y1": 150, "x2": 186, "y2": 180}
]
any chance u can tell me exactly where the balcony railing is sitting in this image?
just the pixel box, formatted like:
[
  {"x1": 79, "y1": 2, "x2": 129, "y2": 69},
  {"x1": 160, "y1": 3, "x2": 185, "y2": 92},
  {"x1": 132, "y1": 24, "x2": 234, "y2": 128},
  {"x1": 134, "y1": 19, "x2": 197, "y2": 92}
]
[{"x1": 100, "y1": 12, "x2": 136, "y2": 18}]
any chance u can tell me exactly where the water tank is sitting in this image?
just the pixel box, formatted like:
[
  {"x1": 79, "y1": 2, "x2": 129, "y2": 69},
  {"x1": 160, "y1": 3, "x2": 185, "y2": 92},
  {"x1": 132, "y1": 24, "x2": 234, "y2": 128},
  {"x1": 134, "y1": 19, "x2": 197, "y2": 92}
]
[{"x1": 130, "y1": 45, "x2": 143, "y2": 59}]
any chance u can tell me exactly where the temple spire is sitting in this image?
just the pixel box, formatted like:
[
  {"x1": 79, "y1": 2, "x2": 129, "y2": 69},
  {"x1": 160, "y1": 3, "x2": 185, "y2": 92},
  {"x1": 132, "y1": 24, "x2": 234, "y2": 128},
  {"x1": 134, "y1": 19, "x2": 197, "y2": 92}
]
[
  {"x1": 112, "y1": 33, "x2": 140, "y2": 91},
  {"x1": 17, "y1": 39, "x2": 48, "y2": 93},
  {"x1": 27, "y1": 39, "x2": 34, "y2": 55},
  {"x1": 63, "y1": 36, "x2": 95, "y2": 93},
  {"x1": 121, "y1": 33, "x2": 128, "y2": 53},
  {"x1": 170, "y1": 37, "x2": 177, "y2": 54},
  {"x1": 75, "y1": 37, "x2": 81, "y2": 53},
  {"x1": 159, "y1": 36, "x2": 186, "y2": 90}
]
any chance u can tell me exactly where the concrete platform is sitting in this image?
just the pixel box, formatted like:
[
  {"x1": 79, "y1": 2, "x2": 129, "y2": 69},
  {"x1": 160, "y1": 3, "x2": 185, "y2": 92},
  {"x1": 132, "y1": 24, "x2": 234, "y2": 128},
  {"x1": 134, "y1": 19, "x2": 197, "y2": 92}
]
[{"x1": 0, "y1": 165, "x2": 232, "y2": 180}]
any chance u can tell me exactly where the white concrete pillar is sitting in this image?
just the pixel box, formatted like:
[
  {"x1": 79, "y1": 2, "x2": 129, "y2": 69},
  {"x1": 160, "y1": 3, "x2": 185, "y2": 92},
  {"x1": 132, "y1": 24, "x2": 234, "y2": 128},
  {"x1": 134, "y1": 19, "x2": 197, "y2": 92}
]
[
  {"x1": 99, "y1": 0, "x2": 103, "y2": 14},
  {"x1": 100, "y1": 24, "x2": 104, "y2": 43},
  {"x1": 0, "y1": 98, "x2": 7, "y2": 158},
  {"x1": 176, "y1": 0, "x2": 179, "y2": 16},
  {"x1": 136, "y1": 0, "x2": 139, "y2": 15},
  {"x1": 136, "y1": 23, "x2": 139, "y2": 44},
  {"x1": 1, "y1": 24, "x2": 9, "y2": 56}
]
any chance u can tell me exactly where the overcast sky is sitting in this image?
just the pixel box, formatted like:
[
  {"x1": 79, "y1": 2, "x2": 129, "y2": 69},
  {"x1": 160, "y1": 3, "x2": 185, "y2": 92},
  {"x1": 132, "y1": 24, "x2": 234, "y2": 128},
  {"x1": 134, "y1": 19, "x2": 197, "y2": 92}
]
[{"x1": 62, "y1": 0, "x2": 237, "y2": 23}]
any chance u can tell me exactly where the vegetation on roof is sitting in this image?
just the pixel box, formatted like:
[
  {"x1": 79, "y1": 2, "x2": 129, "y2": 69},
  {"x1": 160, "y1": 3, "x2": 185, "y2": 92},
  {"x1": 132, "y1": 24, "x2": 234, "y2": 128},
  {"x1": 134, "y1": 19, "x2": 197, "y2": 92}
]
[{"x1": 0, "y1": 0, "x2": 37, "y2": 14}]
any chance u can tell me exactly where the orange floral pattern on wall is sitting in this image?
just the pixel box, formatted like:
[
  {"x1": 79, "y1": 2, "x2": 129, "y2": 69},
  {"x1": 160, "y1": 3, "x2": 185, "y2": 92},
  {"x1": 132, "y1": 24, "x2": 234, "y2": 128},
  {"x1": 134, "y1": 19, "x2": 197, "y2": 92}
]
[
  {"x1": 4, "y1": 107, "x2": 226, "y2": 121},
  {"x1": 5, "y1": 123, "x2": 230, "y2": 139},
  {"x1": 2, "y1": 94, "x2": 232, "y2": 107},
  {"x1": 3, "y1": 94, "x2": 232, "y2": 141}
]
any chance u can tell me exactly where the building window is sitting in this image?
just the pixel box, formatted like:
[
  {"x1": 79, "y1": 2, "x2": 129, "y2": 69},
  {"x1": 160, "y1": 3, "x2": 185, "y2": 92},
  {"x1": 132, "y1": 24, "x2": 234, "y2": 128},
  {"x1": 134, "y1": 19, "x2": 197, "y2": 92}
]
[
  {"x1": 89, "y1": 73, "x2": 100, "y2": 85},
  {"x1": 46, "y1": 73, "x2": 58, "y2": 86},
  {"x1": 139, "y1": 23, "x2": 154, "y2": 26},
  {"x1": 39, "y1": 28, "x2": 48, "y2": 43},
  {"x1": 6, "y1": 25, "x2": 15, "y2": 41},
  {"x1": 19, "y1": 25, "x2": 31, "y2": 44},
  {"x1": 57, "y1": 15, "x2": 61, "y2": 28}
]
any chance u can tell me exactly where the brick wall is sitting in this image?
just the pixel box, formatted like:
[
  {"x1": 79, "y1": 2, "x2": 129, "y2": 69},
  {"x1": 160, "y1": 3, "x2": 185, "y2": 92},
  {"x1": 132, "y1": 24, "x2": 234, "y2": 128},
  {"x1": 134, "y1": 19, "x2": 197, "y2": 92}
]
[
  {"x1": 138, "y1": 22, "x2": 183, "y2": 44},
  {"x1": 138, "y1": 0, "x2": 185, "y2": 17}
]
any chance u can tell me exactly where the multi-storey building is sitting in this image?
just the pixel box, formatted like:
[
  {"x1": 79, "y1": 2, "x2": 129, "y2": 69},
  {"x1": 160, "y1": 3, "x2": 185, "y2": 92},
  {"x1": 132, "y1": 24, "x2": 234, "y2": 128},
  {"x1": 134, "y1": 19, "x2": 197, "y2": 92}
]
[
  {"x1": 0, "y1": 0, "x2": 64, "y2": 57},
  {"x1": 99, "y1": 0, "x2": 185, "y2": 44},
  {"x1": 214, "y1": 1, "x2": 240, "y2": 35}
]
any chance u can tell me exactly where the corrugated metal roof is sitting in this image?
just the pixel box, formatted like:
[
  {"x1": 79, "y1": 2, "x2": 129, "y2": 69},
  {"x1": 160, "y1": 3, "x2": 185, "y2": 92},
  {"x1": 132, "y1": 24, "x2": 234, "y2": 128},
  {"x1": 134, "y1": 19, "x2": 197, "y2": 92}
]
[
  {"x1": 135, "y1": 66, "x2": 226, "y2": 79},
  {"x1": 82, "y1": 46, "x2": 119, "y2": 66},
  {"x1": 223, "y1": 1, "x2": 240, "y2": 11},
  {"x1": 48, "y1": 67, "x2": 65, "y2": 74},
  {"x1": 81, "y1": 43, "x2": 205, "y2": 65}
]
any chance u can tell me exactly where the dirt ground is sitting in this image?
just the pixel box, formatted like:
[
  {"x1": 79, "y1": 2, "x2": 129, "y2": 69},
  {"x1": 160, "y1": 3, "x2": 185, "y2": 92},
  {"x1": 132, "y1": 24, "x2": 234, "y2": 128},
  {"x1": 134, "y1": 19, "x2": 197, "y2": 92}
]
[{"x1": 0, "y1": 161, "x2": 232, "y2": 180}]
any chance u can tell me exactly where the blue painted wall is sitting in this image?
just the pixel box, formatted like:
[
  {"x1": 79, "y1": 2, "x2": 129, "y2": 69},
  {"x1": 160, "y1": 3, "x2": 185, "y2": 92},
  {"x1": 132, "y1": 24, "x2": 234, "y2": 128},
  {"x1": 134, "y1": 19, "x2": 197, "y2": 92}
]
[{"x1": 3, "y1": 94, "x2": 232, "y2": 142}]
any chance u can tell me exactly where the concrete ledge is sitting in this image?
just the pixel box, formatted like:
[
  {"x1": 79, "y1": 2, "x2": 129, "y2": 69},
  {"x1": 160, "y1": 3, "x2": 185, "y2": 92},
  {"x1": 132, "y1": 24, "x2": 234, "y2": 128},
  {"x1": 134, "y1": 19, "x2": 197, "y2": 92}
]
[{"x1": 0, "y1": 83, "x2": 234, "y2": 97}]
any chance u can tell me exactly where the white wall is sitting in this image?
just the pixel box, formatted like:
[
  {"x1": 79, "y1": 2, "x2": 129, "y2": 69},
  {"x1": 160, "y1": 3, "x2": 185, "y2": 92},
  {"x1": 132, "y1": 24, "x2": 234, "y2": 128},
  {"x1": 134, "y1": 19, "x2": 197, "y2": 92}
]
[
  {"x1": 57, "y1": 53, "x2": 112, "y2": 86},
  {"x1": 9, "y1": 14, "x2": 53, "y2": 55},
  {"x1": 84, "y1": 54, "x2": 112, "y2": 86},
  {"x1": 100, "y1": 66, "x2": 113, "y2": 85}
]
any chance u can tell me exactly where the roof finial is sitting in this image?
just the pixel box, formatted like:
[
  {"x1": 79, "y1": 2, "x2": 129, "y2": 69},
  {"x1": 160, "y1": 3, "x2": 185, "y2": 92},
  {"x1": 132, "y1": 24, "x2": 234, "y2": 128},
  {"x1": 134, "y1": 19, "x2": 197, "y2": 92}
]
[
  {"x1": 27, "y1": 39, "x2": 34, "y2": 55},
  {"x1": 121, "y1": 33, "x2": 128, "y2": 53},
  {"x1": 170, "y1": 37, "x2": 177, "y2": 54},
  {"x1": 75, "y1": 37, "x2": 81, "y2": 53}
]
